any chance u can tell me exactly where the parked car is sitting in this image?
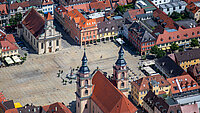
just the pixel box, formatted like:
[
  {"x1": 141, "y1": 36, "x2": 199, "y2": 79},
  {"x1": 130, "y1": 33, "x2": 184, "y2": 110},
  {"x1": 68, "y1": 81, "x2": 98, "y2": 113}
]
[{"x1": 22, "y1": 47, "x2": 29, "y2": 51}]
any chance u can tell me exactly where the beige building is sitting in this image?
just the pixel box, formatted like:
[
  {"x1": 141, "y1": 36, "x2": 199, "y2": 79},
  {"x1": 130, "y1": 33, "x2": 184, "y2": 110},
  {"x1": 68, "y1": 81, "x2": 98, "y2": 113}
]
[
  {"x1": 186, "y1": 2, "x2": 200, "y2": 22},
  {"x1": 0, "y1": 30, "x2": 19, "y2": 58},
  {"x1": 19, "y1": 8, "x2": 61, "y2": 54},
  {"x1": 76, "y1": 47, "x2": 138, "y2": 113}
]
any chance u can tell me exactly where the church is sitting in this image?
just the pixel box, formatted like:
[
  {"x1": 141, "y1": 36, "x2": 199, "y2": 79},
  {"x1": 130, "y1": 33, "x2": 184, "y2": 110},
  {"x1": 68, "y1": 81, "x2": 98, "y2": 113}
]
[{"x1": 76, "y1": 46, "x2": 138, "y2": 113}]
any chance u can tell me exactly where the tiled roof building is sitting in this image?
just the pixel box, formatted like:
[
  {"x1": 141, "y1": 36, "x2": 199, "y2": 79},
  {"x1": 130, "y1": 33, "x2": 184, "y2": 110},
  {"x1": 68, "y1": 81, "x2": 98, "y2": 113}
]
[
  {"x1": 43, "y1": 102, "x2": 72, "y2": 113},
  {"x1": 152, "y1": 24, "x2": 200, "y2": 51},
  {"x1": 187, "y1": 63, "x2": 200, "y2": 85},
  {"x1": 167, "y1": 74, "x2": 200, "y2": 98},
  {"x1": 174, "y1": 48, "x2": 200, "y2": 70},
  {"x1": 186, "y1": 2, "x2": 200, "y2": 22},
  {"x1": 76, "y1": 48, "x2": 138, "y2": 113},
  {"x1": 128, "y1": 22, "x2": 156, "y2": 55},
  {"x1": 143, "y1": 90, "x2": 182, "y2": 113},
  {"x1": 155, "y1": 56, "x2": 187, "y2": 78},
  {"x1": 20, "y1": 8, "x2": 61, "y2": 54},
  {"x1": 131, "y1": 74, "x2": 171, "y2": 106},
  {"x1": 0, "y1": 29, "x2": 19, "y2": 58},
  {"x1": 0, "y1": 4, "x2": 8, "y2": 26}
]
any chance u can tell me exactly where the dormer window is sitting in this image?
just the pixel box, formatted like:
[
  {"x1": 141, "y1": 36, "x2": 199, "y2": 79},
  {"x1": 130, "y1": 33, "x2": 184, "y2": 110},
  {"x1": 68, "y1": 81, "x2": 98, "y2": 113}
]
[
  {"x1": 99, "y1": 29, "x2": 101, "y2": 32},
  {"x1": 7, "y1": 47, "x2": 10, "y2": 49},
  {"x1": 161, "y1": 38, "x2": 163, "y2": 41},
  {"x1": 169, "y1": 37, "x2": 171, "y2": 40},
  {"x1": 111, "y1": 26, "x2": 114, "y2": 30},
  {"x1": 177, "y1": 35, "x2": 180, "y2": 38},
  {"x1": 192, "y1": 32, "x2": 195, "y2": 35},
  {"x1": 105, "y1": 28, "x2": 108, "y2": 31}
]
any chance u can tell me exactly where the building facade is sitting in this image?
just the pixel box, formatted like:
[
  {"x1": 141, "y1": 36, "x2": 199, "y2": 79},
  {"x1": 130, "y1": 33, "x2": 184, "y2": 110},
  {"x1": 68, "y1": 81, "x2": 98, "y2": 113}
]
[
  {"x1": 20, "y1": 8, "x2": 61, "y2": 54},
  {"x1": 131, "y1": 74, "x2": 171, "y2": 106},
  {"x1": 187, "y1": 63, "x2": 200, "y2": 85},
  {"x1": 128, "y1": 22, "x2": 156, "y2": 55},
  {"x1": 174, "y1": 48, "x2": 200, "y2": 70},
  {"x1": 186, "y1": 2, "x2": 200, "y2": 22},
  {"x1": 159, "y1": 1, "x2": 187, "y2": 15}
]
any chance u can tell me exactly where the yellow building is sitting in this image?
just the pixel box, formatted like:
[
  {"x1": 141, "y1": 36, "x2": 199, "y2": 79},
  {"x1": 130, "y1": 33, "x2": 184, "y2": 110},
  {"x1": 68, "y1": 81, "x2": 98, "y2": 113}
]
[
  {"x1": 174, "y1": 48, "x2": 200, "y2": 70},
  {"x1": 131, "y1": 74, "x2": 171, "y2": 106}
]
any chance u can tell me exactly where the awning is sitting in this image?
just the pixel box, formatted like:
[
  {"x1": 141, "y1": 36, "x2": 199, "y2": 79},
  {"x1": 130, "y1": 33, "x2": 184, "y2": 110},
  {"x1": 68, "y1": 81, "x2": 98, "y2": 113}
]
[
  {"x1": 162, "y1": 48, "x2": 166, "y2": 50},
  {"x1": 12, "y1": 56, "x2": 22, "y2": 63},
  {"x1": 116, "y1": 38, "x2": 125, "y2": 45},
  {"x1": 5, "y1": 57, "x2": 14, "y2": 64},
  {"x1": 166, "y1": 47, "x2": 170, "y2": 50},
  {"x1": 141, "y1": 66, "x2": 156, "y2": 74}
]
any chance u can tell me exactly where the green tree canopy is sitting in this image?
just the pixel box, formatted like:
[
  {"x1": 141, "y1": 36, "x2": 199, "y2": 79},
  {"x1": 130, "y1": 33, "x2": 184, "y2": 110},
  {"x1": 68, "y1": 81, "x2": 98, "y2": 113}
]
[
  {"x1": 150, "y1": 45, "x2": 159, "y2": 54},
  {"x1": 190, "y1": 38, "x2": 199, "y2": 47},
  {"x1": 156, "y1": 50, "x2": 166, "y2": 58},
  {"x1": 170, "y1": 42, "x2": 179, "y2": 52}
]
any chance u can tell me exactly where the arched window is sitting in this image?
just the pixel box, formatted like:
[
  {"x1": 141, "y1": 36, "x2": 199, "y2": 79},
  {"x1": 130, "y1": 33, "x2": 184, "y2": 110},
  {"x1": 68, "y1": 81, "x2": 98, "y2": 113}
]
[
  {"x1": 121, "y1": 72, "x2": 125, "y2": 78},
  {"x1": 85, "y1": 90, "x2": 88, "y2": 95},
  {"x1": 85, "y1": 104, "x2": 88, "y2": 109},
  {"x1": 121, "y1": 82, "x2": 124, "y2": 87},
  {"x1": 85, "y1": 80, "x2": 88, "y2": 85}
]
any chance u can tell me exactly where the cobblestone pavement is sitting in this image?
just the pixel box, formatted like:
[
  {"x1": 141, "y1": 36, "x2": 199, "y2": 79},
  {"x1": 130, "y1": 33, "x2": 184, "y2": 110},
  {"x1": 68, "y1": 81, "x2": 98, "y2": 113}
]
[{"x1": 0, "y1": 41, "x2": 143, "y2": 108}]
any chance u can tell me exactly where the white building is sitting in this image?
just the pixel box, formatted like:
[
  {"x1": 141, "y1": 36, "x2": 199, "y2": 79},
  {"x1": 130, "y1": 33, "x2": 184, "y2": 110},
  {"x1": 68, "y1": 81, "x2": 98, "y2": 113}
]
[
  {"x1": 159, "y1": 1, "x2": 187, "y2": 15},
  {"x1": 19, "y1": 8, "x2": 61, "y2": 54}
]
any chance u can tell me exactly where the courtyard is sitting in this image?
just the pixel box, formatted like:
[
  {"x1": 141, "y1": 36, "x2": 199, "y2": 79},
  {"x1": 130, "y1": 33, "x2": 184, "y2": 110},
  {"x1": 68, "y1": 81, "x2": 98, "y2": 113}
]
[{"x1": 0, "y1": 41, "x2": 142, "y2": 111}]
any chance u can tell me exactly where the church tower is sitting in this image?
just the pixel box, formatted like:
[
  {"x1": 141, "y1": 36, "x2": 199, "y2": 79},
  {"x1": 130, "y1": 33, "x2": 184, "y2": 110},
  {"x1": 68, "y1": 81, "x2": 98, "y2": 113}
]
[
  {"x1": 76, "y1": 49, "x2": 92, "y2": 113},
  {"x1": 113, "y1": 46, "x2": 129, "y2": 97}
]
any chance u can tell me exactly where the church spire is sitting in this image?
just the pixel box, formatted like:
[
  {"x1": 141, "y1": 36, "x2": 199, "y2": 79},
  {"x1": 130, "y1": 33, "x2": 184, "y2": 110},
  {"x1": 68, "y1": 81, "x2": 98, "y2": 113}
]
[
  {"x1": 115, "y1": 46, "x2": 127, "y2": 66},
  {"x1": 79, "y1": 48, "x2": 90, "y2": 74}
]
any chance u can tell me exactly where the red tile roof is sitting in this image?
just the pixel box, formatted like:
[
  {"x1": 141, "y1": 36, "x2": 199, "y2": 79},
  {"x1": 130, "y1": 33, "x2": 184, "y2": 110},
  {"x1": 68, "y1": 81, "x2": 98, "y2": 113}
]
[
  {"x1": 127, "y1": 9, "x2": 144, "y2": 21},
  {"x1": 132, "y1": 74, "x2": 170, "y2": 91},
  {"x1": 89, "y1": 0, "x2": 112, "y2": 10},
  {"x1": 22, "y1": 8, "x2": 45, "y2": 38},
  {"x1": 5, "y1": 108, "x2": 18, "y2": 113},
  {"x1": 167, "y1": 74, "x2": 200, "y2": 94},
  {"x1": 43, "y1": 102, "x2": 72, "y2": 113},
  {"x1": 186, "y1": 2, "x2": 200, "y2": 14},
  {"x1": 0, "y1": 93, "x2": 6, "y2": 102},
  {"x1": 65, "y1": 3, "x2": 90, "y2": 12},
  {"x1": 155, "y1": 26, "x2": 200, "y2": 45},
  {"x1": 0, "y1": 4, "x2": 8, "y2": 16},
  {"x1": 91, "y1": 70, "x2": 138, "y2": 113},
  {"x1": 5, "y1": 34, "x2": 16, "y2": 43},
  {"x1": 42, "y1": 0, "x2": 54, "y2": 5},
  {"x1": 0, "y1": 33, "x2": 18, "y2": 52},
  {"x1": 10, "y1": 1, "x2": 30, "y2": 10},
  {"x1": 153, "y1": 9, "x2": 179, "y2": 30},
  {"x1": 45, "y1": 12, "x2": 54, "y2": 20},
  {"x1": 67, "y1": 9, "x2": 97, "y2": 30},
  {"x1": 181, "y1": 103, "x2": 199, "y2": 113},
  {"x1": 0, "y1": 40, "x2": 18, "y2": 52}
]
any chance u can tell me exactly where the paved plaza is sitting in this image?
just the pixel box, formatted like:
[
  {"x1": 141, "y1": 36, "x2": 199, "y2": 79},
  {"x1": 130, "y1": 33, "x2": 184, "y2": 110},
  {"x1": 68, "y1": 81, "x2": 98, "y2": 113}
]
[{"x1": 0, "y1": 41, "x2": 143, "y2": 109}]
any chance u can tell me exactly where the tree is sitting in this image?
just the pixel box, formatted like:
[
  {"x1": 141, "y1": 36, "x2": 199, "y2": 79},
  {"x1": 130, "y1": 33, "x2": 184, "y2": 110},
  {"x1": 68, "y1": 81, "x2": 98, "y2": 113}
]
[
  {"x1": 170, "y1": 42, "x2": 179, "y2": 52},
  {"x1": 156, "y1": 50, "x2": 166, "y2": 58},
  {"x1": 190, "y1": 38, "x2": 199, "y2": 47},
  {"x1": 150, "y1": 45, "x2": 159, "y2": 54}
]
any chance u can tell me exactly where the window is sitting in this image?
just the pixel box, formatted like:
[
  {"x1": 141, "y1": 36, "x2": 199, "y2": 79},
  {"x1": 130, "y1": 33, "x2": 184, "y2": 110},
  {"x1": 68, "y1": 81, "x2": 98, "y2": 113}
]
[
  {"x1": 37, "y1": 42, "x2": 38, "y2": 48},
  {"x1": 161, "y1": 38, "x2": 163, "y2": 41},
  {"x1": 86, "y1": 36, "x2": 88, "y2": 39},
  {"x1": 83, "y1": 37, "x2": 85, "y2": 40},
  {"x1": 192, "y1": 32, "x2": 195, "y2": 35},
  {"x1": 105, "y1": 27, "x2": 108, "y2": 31},
  {"x1": 121, "y1": 82, "x2": 124, "y2": 87},
  {"x1": 179, "y1": 6, "x2": 181, "y2": 9},
  {"x1": 49, "y1": 41, "x2": 52, "y2": 46},
  {"x1": 56, "y1": 40, "x2": 59, "y2": 46},
  {"x1": 197, "y1": 31, "x2": 200, "y2": 34},
  {"x1": 142, "y1": 43, "x2": 145, "y2": 46},
  {"x1": 167, "y1": 8, "x2": 169, "y2": 11},
  {"x1": 85, "y1": 104, "x2": 88, "y2": 109},
  {"x1": 173, "y1": 86, "x2": 178, "y2": 90},
  {"x1": 177, "y1": 35, "x2": 180, "y2": 39},
  {"x1": 173, "y1": 7, "x2": 175, "y2": 10},
  {"x1": 85, "y1": 80, "x2": 88, "y2": 85},
  {"x1": 41, "y1": 43, "x2": 44, "y2": 49},
  {"x1": 121, "y1": 72, "x2": 125, "y2": 78},
  {"x1": 93, "y1": 35, "x2": 95, "y2": 38},
  {"x1": 85, "y1": 90, "x2": 88, "y2": 95}
]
